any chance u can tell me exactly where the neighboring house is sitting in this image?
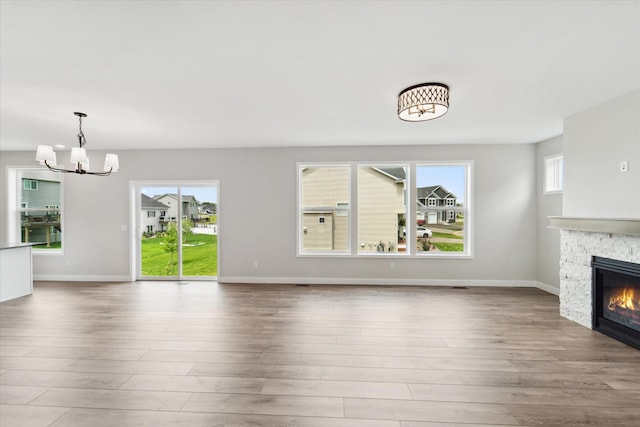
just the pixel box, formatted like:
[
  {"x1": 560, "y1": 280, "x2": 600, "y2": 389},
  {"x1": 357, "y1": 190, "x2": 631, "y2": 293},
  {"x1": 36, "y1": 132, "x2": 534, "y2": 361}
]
[
  {"x1": 301, "y1": 167, "x2": 350, "y2": 251},
  {"x1": 358, "y1": 167, "x2": 406, "y2": 251},
  {"x1": 153, "y1": 193, "x2": 199, "y2": 223},
  {"x1": 141, "y1": 194, "x2": 169, "y2": 234},
  {"x1": 417, "y1": 185, "x2": 457, "y2": 224},
  {"x1": 301, "y1": 166, "x2": 405, "y2": 252},
  {"x1": 20, "y1": 176, "x2": 61, "y2": 245}
]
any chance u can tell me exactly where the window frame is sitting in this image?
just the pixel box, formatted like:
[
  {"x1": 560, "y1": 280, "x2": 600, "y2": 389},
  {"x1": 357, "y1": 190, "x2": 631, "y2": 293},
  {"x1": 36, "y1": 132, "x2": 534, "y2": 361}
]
[
  {"x1": 7, "y1": 167, "x2": 64, "y2": 255},
  {"x1": 298, "y1": 164, "x2": 352, "y2": 255},
  {"x1": 544, "y1": 153, "x2": 564, "y2": 195},
  {"x1": 356, "y1": 163, "x2": 409, "y2": 255},
  {"x1": 297, "y1": 161, "x2": 473, "y2": 259},
  {"x1": 415, "y1": 162, "x2": 473, "y2": 258}
]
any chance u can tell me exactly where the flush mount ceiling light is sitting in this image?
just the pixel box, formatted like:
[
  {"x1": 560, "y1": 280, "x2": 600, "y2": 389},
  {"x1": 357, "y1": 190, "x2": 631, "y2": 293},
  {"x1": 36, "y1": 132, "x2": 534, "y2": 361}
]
[
  {"x1": 36, "y1": 112, "x2": 119, "y2": 176},
  {"x1": 397, "y1": 83, "x2": 449, "y2": 122}
]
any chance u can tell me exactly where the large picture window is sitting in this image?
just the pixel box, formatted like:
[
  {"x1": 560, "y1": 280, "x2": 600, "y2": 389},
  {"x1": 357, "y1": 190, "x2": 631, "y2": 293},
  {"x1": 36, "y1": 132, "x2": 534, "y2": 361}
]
[
  {"x1": 299, "y1": 166, "x2": 350, "y2": 253},
  {"x1": 8, "y1": 168, "x2": 63, "y2": 252},
  {"x1": 298, "y1": 162, "x2": 472, "y2": 257},
  {"x1": 357, "y1": 165, "x2": 408, "y2": 254},
  {"x1": 416, "y1": 164, "x2": 469, "y2": 255}
]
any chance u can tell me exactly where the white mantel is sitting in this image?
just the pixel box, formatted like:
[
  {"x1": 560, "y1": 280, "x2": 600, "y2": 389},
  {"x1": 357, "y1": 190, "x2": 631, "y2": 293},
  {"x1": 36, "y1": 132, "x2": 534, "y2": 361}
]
[
  {"x1": 551, "y1": 217, "x2": 640, "y2": 328},
  {"x1": 549, "y1": 217, "x2": 640, "y2": 236}
]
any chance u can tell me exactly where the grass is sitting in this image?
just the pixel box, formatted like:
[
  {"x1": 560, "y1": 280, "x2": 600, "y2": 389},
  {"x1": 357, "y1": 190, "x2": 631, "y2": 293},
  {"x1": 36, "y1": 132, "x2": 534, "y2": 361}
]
[
  {"x1": 432, "y1": 242, "x2": 464, "y2": 252},
  {"x1": 32, "y1": 242, "x2": 62, "y2": 250},
  {"x1": 141, "y1": 234, "x2": 217, "y2": 277},
  {"x1": 431, "y1": 232, "x2": 463, "y2": 239}
]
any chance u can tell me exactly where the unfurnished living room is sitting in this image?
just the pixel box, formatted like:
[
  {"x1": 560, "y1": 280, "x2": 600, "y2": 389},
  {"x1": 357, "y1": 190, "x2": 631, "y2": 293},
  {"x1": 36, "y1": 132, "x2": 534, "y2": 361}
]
[{"x1": 1, "y1": 1, "x2": 639, "y2": 426}]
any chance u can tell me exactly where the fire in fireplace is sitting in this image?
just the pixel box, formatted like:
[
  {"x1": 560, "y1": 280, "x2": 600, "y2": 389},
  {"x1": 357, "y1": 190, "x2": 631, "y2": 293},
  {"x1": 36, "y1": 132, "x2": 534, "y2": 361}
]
[{"x1": 592, "y1": 256, "x2": 640, "y2": 349}]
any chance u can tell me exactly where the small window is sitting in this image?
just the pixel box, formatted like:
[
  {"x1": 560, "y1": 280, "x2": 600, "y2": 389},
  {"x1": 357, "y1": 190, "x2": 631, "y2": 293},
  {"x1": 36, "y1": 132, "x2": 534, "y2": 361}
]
[
  {"x1": 544, "y1": 154, "x2": 563, "y2": 194},
  {"x1": 146, "y1": 225, "x2": 154, "y2": 233},
  {"x1": 318, "y1": 216, "x2": 326, "y2": 224},
  {"x1": 147, "y1": 211, "x2": 156, "y2": 218},
  {"x1": 427, "y1": 198, "x2": 437, "y2": 207},
  {"x1": 446, "y1": 199, "x2": 455, "y2": 207},
  {"x1": 23, "y1": 179, "x2": 38, "y2": 191},
  {"x1": 336, "y1": 202, "x2": 349, "y2": 217}
]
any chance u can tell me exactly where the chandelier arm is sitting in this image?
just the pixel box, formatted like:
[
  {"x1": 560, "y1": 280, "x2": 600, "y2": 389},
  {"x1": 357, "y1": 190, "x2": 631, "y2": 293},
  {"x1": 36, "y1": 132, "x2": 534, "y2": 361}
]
[
  {"x1": 43, "y1": 161, "x2": 78, "y2": 174},
  {"x1": 44, "y1": 161, "x2": 112, "y2": 176},
  {"x1": 85, "y1": 168, "x2": 113, "y2": 177}
]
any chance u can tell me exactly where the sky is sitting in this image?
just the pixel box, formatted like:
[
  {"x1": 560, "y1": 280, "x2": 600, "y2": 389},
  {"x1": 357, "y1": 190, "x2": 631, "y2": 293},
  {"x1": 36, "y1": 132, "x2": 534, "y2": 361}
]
[
  {"x1": 416, "y1": 165, "x2": 466, "y2": 202},
  {"x1": 141, "y1": 186, "x2": 217, "y2": 204}
]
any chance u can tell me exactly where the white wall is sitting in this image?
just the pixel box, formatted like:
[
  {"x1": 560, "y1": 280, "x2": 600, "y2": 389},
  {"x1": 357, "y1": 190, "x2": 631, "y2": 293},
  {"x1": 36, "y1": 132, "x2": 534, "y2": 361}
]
[
  {"x1": 536, "y1": 135, "x2": 563, "y2": 294},
  {"x1": 563, "y1": 89, "x2": 640, "y2": 218},
  {"x1": 1, "y1": 143, "x2": 538, "y2": 285}
]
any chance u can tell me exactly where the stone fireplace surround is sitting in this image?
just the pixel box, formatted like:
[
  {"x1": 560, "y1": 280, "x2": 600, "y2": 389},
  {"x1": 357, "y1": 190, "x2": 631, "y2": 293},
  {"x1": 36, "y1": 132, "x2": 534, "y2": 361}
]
[{"x1": 550, "y1": 217, "x2": 640, "y2": 328}]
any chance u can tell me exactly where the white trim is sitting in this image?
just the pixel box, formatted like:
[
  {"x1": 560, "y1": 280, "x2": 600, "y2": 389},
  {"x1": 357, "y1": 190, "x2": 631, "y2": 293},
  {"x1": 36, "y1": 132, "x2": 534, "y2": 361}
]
[
  {"x1": 32, "y1": 275, "x2": 558, "y2": 293},
  {"x1": 535, "y1": 281, "x2": 560, "y2": 295},
  {"x1": 34, "y1": 274, "x2": 131, "y2": 282},
  {"x1": 218, "y1": 276, "x2": 538, "y2": 288}
]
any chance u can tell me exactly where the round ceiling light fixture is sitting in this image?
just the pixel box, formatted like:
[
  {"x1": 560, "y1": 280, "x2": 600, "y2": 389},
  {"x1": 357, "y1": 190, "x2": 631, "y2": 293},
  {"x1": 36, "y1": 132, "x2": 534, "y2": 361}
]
[{"x1": 397, "y1": 83, "x2": 449, "y2": 122}]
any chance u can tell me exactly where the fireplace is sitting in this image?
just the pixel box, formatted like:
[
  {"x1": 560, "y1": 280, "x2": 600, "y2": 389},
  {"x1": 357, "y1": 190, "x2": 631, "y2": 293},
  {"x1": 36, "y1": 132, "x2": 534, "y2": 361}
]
[{"x1": 592, "y1": 256, "x2": 640, "y2": 349}]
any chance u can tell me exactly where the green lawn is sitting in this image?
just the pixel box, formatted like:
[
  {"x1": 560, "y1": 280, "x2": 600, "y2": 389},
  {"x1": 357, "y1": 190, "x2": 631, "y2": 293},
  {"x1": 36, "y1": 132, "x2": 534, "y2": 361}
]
[
  {"x1": 141, "y1": 234, "x2": 217, "y2": 277},
  {"x1": 432, "y1": 242, "x2": 464, "y2": 252},
  {"x1": 32, "y1": 242, "x2": 62, "y2": 249},
  {"x1": 431, "y1": 232, "x2": 463, "y2": 239}
]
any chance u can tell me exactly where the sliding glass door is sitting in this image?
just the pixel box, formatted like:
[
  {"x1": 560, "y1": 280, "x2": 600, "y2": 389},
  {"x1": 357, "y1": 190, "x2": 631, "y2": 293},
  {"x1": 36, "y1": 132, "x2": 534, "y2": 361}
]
[{"x1": 136, "y1": 181, "x2": 218, "y2": 280}]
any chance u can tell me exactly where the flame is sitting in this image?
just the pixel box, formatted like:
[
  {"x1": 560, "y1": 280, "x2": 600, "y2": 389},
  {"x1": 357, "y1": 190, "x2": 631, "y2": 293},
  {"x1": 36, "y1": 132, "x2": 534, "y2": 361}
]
[{"x1": 608, "y1": 287, "x2": 636, "y2": 311}]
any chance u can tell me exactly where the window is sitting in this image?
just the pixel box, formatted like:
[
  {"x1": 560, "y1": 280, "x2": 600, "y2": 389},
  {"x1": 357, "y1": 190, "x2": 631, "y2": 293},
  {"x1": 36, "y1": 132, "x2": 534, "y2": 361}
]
[
  {"x1": 416, "y1": 164, "x2": 470, "y2": 256},
  {"x1": 147, "y1": 210, "x2": 156, "y2": 218},
  {"x1": 299, "y1": 165, "x2": 350, "y2": 253},
  {"x1": 544, "y1": 154, "x2": 563, "y2": 194},
  {"x1": 146, "y1": 225, "x2": 154, "y2": 233},
  {"x1": 298, "y1": 162, "x2": 472, "y2": 257},
  {"x1": 23, "y1": 179, "x2": 38, "y2": 191},
  {"x1": 336, "y1": 202, "x2": 349, "y2": 217},
  {"x1": 9, "y1": 168, "x2": 63, "y2": 252},
  {"x1": 357, "y1": 165, "x2": 408, "y2": 254}
]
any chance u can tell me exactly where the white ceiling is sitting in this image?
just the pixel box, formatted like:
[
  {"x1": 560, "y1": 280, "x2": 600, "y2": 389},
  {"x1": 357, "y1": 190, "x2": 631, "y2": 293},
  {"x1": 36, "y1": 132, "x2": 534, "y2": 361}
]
[{"x1": 1, "y1": 0, "x2": 639, "y2": 152}]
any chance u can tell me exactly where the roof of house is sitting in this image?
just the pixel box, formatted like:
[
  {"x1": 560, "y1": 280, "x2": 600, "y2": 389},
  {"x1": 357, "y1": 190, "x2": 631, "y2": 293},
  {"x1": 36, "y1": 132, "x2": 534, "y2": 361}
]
[
  {"x1": 153, "y1": 193, "x2": 198, "y2": 203},
  {"x1": 374, "y1": 167, "x2": 406, "y2": 182},
  {"x1": 417, "y1": 185, "x2": 457, "y2": 200},
  {"x1": 141, "y1": 194, "x2": 169, "y2": 210}
]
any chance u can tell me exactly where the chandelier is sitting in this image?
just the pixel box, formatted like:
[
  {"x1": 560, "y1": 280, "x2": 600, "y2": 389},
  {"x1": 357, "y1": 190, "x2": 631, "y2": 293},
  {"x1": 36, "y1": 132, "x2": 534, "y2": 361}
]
[
  {"x1": 36, "y1": 112, "x2": 119, "y2": 176},
  {"x1": 397, "y1": 83, "x2": 449, "y2": 122}
]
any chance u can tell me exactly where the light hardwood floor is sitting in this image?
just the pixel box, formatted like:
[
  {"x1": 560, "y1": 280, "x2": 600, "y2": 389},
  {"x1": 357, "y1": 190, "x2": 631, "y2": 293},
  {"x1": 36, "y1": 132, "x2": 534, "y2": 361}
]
[{"x1": 1, "y1": 281, "x2": 640, "y2": 426}]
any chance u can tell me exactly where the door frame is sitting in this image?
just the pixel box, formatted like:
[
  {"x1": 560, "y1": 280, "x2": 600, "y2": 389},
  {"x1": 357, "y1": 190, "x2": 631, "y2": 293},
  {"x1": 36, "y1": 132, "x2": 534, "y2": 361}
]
[{"x1": 130, "y1": 180, "x2": 219, "y2": 281}]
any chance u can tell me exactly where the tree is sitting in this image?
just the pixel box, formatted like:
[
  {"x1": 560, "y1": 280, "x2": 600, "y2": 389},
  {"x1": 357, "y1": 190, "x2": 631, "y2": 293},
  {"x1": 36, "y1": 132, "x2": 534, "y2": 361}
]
[
  {"x1": 182, "y1": 219, "x2": 193, "y2": 243},
  {"x1": 201, "y1": 202, "x2": 217, "y2": 214},
  {"x1": 163, "y1": 222, "x2": 178, "y2": 274}
]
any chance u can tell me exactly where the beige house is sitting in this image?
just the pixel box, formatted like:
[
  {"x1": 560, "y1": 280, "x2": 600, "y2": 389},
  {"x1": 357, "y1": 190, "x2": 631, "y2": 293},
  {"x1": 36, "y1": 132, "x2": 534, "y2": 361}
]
[
  {"x1": 301, "y1": 167, "x2": 406, "y2": 253},
  {"x1": 153, "y1": 193, "x2": 199, "y2": 223},
  {"x1": 301, "y1": 167, "x2": 350, "y2": 251}
]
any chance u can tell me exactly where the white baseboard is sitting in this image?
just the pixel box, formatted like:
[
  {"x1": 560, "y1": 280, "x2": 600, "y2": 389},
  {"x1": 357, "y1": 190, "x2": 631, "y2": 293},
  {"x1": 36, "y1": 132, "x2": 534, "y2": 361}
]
[
  {"x1": 218, "y1": 276, "x2": 539, "y2": 288},
  {"x1": 535, "y1": 281, "x2": 560, "y2": 295},
  {"x1": 31, "y1": 275, "x2": 559, "y2": 295},
  {"x1": 33, "y1": 274, "x2": 131, "y2": 282}
]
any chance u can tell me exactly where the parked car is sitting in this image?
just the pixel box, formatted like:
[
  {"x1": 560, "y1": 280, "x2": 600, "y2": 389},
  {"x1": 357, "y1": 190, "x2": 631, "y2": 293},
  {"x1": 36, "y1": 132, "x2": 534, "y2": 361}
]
[
  {"x1": 416, "y1": 226, "x2": 433, "y2": 238},
  {"x1": 403, "y1": 226, "x2": 433, "y2": 238}
]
